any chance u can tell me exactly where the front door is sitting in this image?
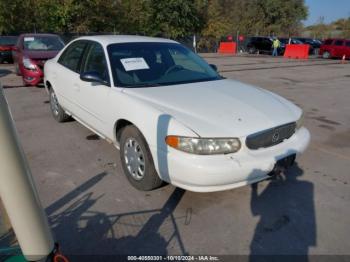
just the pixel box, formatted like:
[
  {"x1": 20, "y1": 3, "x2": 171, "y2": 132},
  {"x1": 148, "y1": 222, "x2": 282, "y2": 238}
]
[
  {"x1": 333, "y1": 40, "x2": 345, "y2": 57},
  {"x1": 76, "y1": 42, "x2": 111, "y2": 136},
  {"x1": 345, "y1": 41, "x2": 350, "y2": 58}
]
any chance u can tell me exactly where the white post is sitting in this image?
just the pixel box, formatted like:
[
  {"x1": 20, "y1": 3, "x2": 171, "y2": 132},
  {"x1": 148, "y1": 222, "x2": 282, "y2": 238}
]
[{"x1": 0, "y1": 86, "x2": 54, "y2": 261}]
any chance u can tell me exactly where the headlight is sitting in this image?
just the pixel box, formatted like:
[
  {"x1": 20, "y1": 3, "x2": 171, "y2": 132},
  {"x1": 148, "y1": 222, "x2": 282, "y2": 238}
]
[
  {"x1": 23, "y1": 57, "x2": 37, "y2": 70},
  {"x1": 296, "y1": 112, "x2": 304, "y2": 130},
  {"x1": 165, "y1": 136, "x2": 241, "y2": 155}
]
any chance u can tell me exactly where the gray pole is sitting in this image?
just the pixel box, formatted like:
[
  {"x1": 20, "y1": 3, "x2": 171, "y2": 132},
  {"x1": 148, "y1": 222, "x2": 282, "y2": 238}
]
[
  {"x1": 0, "y1": 86, "x2": 54, "y2": 261},
  {"x1": 236, "y1": 30, "x2": 239, "y2": 53}
]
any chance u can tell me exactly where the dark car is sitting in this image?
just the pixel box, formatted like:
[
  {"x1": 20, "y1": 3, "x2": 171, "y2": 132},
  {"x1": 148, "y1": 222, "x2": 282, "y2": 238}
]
[
  {"x1": 280, "y1": 38, "x2": 315, "y2": 55},
  {"x1": 246, "y1": 36, "x2": 285, "y2": 55},
  {"x1": 320, "y1": 38, "x2": 350, "y2": 59},
  {"x1": 294, "y1": 37, "x2": 321, "y2": 54},
  {"x1": 294, "y1": 37, "x2": 321, "y2": 48},
  {"x1": 13, "y1": 33, "x2": 65, "y2": 86},
  {"x1": 0, "y1": 36, "x2": 18, "y2": 63}
]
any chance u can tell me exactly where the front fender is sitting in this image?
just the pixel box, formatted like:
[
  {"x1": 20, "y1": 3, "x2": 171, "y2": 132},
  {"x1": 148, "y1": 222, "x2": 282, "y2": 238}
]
[{"x1": 106, "y1": 89, "x2": 197, "y2": 181}]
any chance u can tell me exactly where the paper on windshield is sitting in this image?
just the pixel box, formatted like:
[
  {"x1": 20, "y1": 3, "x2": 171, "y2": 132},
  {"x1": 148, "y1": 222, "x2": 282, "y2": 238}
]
[
  {"x1": 120, "y1": 57, "x2": 149, "y2": 71},
  {"x1": 24, "y1": 37, "x2": 34, "y2": 42}
]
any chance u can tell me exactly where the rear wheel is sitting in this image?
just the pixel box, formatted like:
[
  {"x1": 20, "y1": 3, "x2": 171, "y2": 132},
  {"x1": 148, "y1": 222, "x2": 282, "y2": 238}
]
[
  {"x1": 120, "y1": 125, "x2": 163, "y2": 191},
  {"x1": 322, "y1": 51, "x2": 331, "y2": 59},
  {"x1": 248, "y1": 47, "x2": 256, "y2": 54},
  {"x1": 49, "y1": 88, "x2": 70, "y2": 122}
]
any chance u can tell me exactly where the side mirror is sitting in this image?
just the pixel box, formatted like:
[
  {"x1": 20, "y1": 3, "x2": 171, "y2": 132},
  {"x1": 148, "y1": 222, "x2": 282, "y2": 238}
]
[
  {"x1": 80, "y1": 71, "x2": 108, "y2": 86},
  {"x1": 209, "y1": 64, "x2": 218, "y2": 72}
]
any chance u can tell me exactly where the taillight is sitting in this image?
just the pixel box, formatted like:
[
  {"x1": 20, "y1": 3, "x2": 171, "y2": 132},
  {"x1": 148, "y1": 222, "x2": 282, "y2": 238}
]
[{"x1": 0, "y1": 46, "x2": 11, "y2": 51}]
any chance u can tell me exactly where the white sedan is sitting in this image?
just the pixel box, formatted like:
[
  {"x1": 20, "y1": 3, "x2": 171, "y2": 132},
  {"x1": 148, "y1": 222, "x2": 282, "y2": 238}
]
[{"x1": 44, "y1": 35, "x2": 310, "y2": 192}]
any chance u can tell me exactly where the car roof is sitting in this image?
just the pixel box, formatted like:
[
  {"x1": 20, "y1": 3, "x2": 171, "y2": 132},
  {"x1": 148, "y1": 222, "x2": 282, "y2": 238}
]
[
  {"x1": 19, "y1": 33, "x2": 60, "y2": 37},
  {"x1": 325, "y1": 38, "x2": 348, "y2": 42},
  {"x1": 19, "y1": 33, "x2": 59, "y2": 38},
  {"x1": 251, "y1": 36, "x2": 271, "y2": 39},
  {"x1": 74, "y1": 35, "x2": 178, "y2": 46}
]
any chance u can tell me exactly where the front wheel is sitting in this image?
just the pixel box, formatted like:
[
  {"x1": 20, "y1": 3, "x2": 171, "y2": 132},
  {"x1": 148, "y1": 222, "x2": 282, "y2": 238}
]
[
  {"x1": 120, "y1": 125, "x2": 163, "y2": 191},
  {"x1": 49, "y1": 88, "x2": 70, "y2": 122}
]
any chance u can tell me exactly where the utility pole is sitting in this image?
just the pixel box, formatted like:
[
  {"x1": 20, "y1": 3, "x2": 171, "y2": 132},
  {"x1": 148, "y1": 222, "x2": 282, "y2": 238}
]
[{"x1": 0, "y1": 86, "x2": 54, "y2": 261}]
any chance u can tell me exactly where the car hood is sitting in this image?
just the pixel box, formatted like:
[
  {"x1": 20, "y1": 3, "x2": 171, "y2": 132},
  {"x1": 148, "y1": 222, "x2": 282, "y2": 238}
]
[
  {"x1": 123, "y1": 79, "x2": 301, "y2": 137},
  {"x1": 23, "y1": 50, "x2": 60, "y2": 60}
]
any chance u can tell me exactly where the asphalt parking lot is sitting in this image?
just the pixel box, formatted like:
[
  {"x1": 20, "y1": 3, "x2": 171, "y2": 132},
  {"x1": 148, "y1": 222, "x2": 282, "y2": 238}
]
[{"x1": 1, "y1": 55, "x2": 350, "y2": 259}]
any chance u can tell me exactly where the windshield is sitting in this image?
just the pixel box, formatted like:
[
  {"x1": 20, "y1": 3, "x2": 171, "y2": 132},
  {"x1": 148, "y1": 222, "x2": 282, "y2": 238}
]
[
  {"x1": 107, "y1": 42, "x2": 221, "y2": 87},
  {"x1": 279, "y1": 39, "x2": 289, "y2": 44},
  {"x1": 23, "y1": 36, "x2": 64, "y2": 51},
  {"x1": 0, "y1": 37, "x2": 17, "y2": 46}
]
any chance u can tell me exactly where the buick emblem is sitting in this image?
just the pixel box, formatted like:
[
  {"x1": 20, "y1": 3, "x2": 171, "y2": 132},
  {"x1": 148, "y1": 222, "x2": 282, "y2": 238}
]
[{"x1": 272, "y1": 132, "x2": 280, "y2": 142}]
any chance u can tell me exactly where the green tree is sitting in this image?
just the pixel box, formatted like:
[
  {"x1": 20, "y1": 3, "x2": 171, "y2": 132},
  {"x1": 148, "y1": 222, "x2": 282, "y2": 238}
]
[
  {"x1": 1, "y1": 0, "x2": 309, "y2": 40},
  {"x1": 148, "y1": 0, "x2": 200, "y2": 39},
  {"x1": 197, "y1": 0, "x2": 231, "y2": 50},
  {"x1": 118, "y1": 0, "x2": 151, "y2": 35},
  {"x1": 252, "y1": 0, "x2": 308, "y2": 36},
  {"x1": 0, "y1": 0, "x2": 35, "y2": 34}
]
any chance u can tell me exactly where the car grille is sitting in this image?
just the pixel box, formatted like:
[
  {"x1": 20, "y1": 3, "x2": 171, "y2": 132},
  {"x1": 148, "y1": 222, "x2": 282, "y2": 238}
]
[{"x1": 246, "y1": 122, "x2": 296, "y2": 150}]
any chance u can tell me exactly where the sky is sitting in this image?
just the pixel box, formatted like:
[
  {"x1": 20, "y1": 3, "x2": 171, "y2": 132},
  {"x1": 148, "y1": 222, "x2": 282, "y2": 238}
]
[{"x1": 304, "y1": 0, "x2": 350, "y2": 25}]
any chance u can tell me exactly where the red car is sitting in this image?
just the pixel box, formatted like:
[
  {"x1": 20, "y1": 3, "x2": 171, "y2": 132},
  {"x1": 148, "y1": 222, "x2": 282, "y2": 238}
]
[
  {"x1": 13, "y1": 33, "x2": 65, "y2": 86},
  {"x1": 0, "y1": 36, "x2": 18, "y2": 63},
  {"x1": 320, "y1": 38, "x2": 350, "y2": 59}
]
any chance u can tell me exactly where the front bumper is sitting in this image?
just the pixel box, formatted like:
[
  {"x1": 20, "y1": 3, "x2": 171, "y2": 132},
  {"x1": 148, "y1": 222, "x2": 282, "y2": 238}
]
[
  {"x1": 152, "y1": 127, "x2": 310, "y2": 192},
  {"x1": 20, "y1": 65, "x2": 43, "y2": 86}
]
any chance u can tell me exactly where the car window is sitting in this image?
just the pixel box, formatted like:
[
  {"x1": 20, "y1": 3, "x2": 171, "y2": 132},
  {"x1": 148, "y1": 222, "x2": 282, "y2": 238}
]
[
  {"x1": 0, "y1": 36, "x2": 17, "y2": 45},
  {"x1": 82, "y1": 42, "x2": 109, "y2": 83},
  {"x1": 23, "y1": 36, "x2": 64, "y2": 51},
  {"x1": 324, "y1": 39, "x2": 333, "y2": 45},
  {"x1": 334, "y1": 40, "x2": 344, "y2": 46},
  {"x1": 346, "y1": 41, "x2": 350, "y2": 47},
  {"x1": 107, "y1": 42, "x2": 220, "y2": 88},
  {"x1": 263, "y1": 38, "x2": 271, "y2": 44},
  {"x1": 293, "y1": 39, "x2": 303, "y2": 44},
  {"x1": 169, "y1": 48, "x2": 206, "y2": 73},
  {"x1": 58, "y1": 41, "x2": 87, "y2": 73}
]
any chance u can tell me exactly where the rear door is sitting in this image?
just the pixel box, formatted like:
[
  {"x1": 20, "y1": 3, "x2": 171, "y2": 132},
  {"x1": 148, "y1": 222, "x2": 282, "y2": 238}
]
[
  {"x1": 54, "y1": 40, "x2": 88, "y2": 115},
  {"x1": 261, "y1": 38, "x2": 272, "y2": 53}
]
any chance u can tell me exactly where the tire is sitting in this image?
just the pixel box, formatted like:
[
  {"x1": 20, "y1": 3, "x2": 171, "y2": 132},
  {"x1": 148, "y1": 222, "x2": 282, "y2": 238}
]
[
  {"x1": 120, "y1": 125, "x2": 163, "y2": 191},
  {"x1": 322, "y1": 51, "x2": 331, "y2": 59},
  {"x1": 248, "y1": 47, "x2": 256, "y2": 54},
  {"x1": 49, "y1": 88, "x2": 70, "y2": 122},
  {"x1": 15, "y1": 63, "x2": 21, "y2": 76}
]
